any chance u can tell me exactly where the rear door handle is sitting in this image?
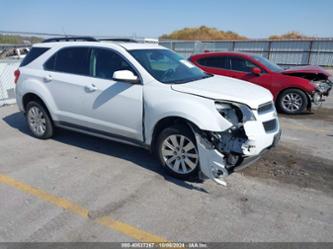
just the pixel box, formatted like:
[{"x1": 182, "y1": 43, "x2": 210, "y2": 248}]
[
  {"x1": 85, "y1": 83, "x2": 97, "y2": 92},
  {"x1": 43, "y1": 75, "x2": 52, "y2": 82}
]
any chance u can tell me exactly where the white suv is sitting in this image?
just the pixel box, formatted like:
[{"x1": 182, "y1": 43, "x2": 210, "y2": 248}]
[{"x1": 15, "y1": 37, "x2": 281, "y2": 185}]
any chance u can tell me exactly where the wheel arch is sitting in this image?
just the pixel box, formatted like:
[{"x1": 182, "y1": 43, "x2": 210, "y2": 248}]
[
  {"x1": 23, "y1": 92, "x2": 44, "y2": 110},
  {"x1": 22, "y1": 92, "x2": 55, "y2": 120},
  {"x1": 150, "y1": 116, "x2": 200, "y2": 153}
]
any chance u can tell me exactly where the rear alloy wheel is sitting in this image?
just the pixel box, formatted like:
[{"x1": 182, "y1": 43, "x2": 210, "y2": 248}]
[
  {"x1": 277, "y1": 89, "x2": 308, "y2": 114},
  {"x1": 157, "y1": 125, "x2": 199, "y2": 179},
  {"x1": 26, "y1": 101, "x2": 54, "y2": 139}
]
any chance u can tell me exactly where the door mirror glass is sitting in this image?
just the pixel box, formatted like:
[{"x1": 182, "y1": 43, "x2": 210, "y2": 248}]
[
  {"x1": 251, "y1": 67, "x2": 262, "y2": 75},
  {"x1": 112, "y1": 70, "x2": 140, "y2": 83}
]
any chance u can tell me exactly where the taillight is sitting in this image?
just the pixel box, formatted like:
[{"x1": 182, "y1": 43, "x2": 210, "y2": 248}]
[{"x1": 14, "y1": 69, "x2": 20, "y2": 84}]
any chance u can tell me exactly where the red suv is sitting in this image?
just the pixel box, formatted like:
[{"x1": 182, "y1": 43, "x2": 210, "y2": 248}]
[{"x1": 190, "y1": 52, "x2": 332, "y2": 114}]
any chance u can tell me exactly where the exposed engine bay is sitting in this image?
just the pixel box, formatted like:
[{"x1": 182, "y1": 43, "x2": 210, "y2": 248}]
[
  {"x1": 285, "y1": 72, "x2": 330, "y2": 82},
  {"x1": 189, "y1": 101, "x2": 280, "y2": 186},
  {"x1": 194, "y1": 126, "x2": 261, "y2": 185},
  {"x1": 286, "y1": 72, "x2": 332, "y2": 91},
  {"x1": 283, "y1": 71, "x2": 333, "y2": 105}
]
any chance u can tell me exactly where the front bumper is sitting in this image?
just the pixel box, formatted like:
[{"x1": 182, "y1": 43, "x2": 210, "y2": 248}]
[
  {"x1": 311, "y1": 81, "x2": 332, "y2": 105},
  {"x1": 232, "y1": 128, "x2": 281, "y2": 173},
  {"x1": 195, "y1": 106, "x2": 281, "y2": 185}
]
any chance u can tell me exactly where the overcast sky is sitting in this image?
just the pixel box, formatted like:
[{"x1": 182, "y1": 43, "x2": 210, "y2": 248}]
[{"x1": 1, "y1": 0, "x2": 332, "y2": 38}]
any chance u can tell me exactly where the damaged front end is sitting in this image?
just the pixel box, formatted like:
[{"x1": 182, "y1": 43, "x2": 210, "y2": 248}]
[
  {"x1": 311, "y1": 78, "x2": 332, "y2": 105},
  {"x1": 192, "y1": 101, "x2": 281, "y2": 185},
  {"x1": 285, "y1": 72, "x2": 332, "y2": 106}
]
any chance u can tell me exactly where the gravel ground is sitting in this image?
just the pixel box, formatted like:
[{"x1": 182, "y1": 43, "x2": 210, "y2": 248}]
[{"x1": 0, "y1": 96, "x2": 332, "y2": 242}]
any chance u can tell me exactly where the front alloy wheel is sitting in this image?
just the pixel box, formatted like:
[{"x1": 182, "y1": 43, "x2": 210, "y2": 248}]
[
  {"x1": 157, "y1": 125, "x2": 199, "y2": 179},
  {"x1": 278, "y1": 89, "x2": 308, "y2": 114}
]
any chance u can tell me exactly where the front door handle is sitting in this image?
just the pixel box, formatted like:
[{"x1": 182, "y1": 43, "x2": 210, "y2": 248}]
[{"x1": 85, "y1": 83, "x2": 97, "y2": 92}]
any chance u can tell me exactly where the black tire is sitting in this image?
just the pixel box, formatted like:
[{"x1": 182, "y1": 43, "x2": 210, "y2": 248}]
[
  {"x1": 155, "y1": 124, "x2": 199, "y2": 180},
  {"x1": 277, "y1": 89, "x2": 308, "y2": 114},
  {"x1": 26, "y1": 101, "x2": 54, "y2": 139}
]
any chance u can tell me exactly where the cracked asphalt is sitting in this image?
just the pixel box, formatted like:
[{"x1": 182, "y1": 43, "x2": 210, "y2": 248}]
[{"x1": 0, "y1": 96, "x2": 332, "y2": 242}]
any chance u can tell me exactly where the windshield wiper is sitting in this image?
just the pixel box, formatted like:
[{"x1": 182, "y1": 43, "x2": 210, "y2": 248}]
[
  {"x1": 167, "y1": 79, "x2": 191, "y2": 84},
  {"x1": 186, "y1": 74, "x2": 213, "y2": 83},
  {"x1": 164, "y1": 74, "x2": 213, "y2": 84},
  {"x1": 201, "y1": 73, "x2": 213, "y2": 79}
]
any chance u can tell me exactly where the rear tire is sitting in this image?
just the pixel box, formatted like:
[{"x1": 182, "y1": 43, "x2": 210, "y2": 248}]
[
  {"x1": 156, "y1": 125, "x2": 199, "y2": 180},
  {"x1": 277, "y1": 89, "x2": 308, "y2": 114},
  {"x1": 26, "y1": 101, "x2": 54, "y2": 139}
]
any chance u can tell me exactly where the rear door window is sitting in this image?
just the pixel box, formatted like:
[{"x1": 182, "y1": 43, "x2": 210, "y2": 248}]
[
  {"x1": 197, "y1": 56, "x2": 229, "y2": 69},
  {"x1": 44, "y1": 47, "x2": 91, "y2": 76}
]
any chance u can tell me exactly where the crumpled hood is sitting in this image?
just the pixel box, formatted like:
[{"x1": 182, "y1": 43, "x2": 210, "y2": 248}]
[
  {"x1": 282, "y1": 65, "x2": 331, "y2": 77},
  {"x1": 171, "y1": 75, "x2": 273, "y2": 109}
]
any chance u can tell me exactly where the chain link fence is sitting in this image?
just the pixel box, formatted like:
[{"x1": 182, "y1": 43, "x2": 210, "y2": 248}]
[{"x1": 0, "y1": 59, "x2": 21, "y2": 106}]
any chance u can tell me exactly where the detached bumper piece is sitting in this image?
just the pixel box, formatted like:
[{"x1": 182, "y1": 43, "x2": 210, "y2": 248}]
[{"x1": 194, "y1": 106, "x2": 280, "y2": 186}]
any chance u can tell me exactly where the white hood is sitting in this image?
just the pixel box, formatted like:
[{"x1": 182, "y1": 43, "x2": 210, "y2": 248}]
[{"x1": 171, "y1": 75, "x2": 273, "y2": 109}]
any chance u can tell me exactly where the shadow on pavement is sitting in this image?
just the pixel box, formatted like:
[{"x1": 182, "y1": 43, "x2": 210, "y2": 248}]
[{"x1": 3, "y1": 112, "x2": 208, "y2": 193}]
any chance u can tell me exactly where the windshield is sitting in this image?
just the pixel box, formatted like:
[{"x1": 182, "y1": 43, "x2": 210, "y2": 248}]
[
  {"x1": 252, "y1": 55, "x2": 283, "y2": 72},
  {"x1": 129, "y1": 49, "x2": 211, "y2": 83}
]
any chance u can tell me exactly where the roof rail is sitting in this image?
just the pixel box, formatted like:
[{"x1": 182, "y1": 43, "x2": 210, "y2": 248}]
[
  {"x1": 98, "y1": 38, "x2": 138, "y2": 43},
  {"x1": 42, "y1": 36, "x2": 97, "y2": 43}
]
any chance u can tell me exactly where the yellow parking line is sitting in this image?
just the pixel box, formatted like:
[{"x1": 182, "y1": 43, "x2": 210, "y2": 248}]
[
  {"x1": 0, "y1": 174, "x2": 168, "y2": 242},
  {"x1": 97, "y1": 216, "x2": 165, "y2": 242}
]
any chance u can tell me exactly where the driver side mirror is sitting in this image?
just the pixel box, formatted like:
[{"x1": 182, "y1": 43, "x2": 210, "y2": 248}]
[
  {"x1": 112, "y1": 70, "x2": 140, "y2": 84},
  {"x1": 251, "y1": 67, "x2": 262, "y2": 76}
]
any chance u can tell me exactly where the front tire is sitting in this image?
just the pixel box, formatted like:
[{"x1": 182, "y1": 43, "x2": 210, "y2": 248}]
[
  {"x1": 156, "y1": 125, "x2": 199, "y2": 180},
  {"x1": 277, "y1": 89, "x2": 308, "y2": 114},
  {"x1": 26, "y1": 101, "x2": 54, "y2": 139}
]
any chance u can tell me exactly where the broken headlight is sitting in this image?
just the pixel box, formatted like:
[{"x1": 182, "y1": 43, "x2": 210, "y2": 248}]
[
  {"x1": 215, "y1": 103, "x2": 240, "y2": 125},
  {"x1": 328, "y1": 76, "x2": 333, "y2": 85},
  {"x1": 215, "y1": 102, "x2": 256, "y2": 126},
  {"x1": 311, "y1": 81, "x2": 331, "y2": 94}
]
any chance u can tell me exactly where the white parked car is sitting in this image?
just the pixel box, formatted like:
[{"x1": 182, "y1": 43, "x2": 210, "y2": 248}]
[{"x1": 15, "y1": 37, "x2": 281, "y2": 185}]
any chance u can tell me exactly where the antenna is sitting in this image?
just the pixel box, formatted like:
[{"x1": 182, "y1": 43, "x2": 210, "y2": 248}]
[{"x1": 62, "y1": 27, "x2": 67, "y2": 37}]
